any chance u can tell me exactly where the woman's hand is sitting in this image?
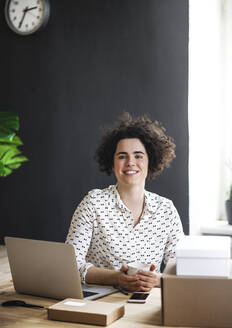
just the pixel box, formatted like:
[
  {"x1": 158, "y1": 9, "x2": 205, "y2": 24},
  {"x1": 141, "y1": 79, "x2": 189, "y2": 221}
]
[
  {"x1": 136, "y1": 264, "x2": 161, "y2": 291},
  {"x1": 117, "y1": 264, "x2": 162, "y2": 292},
  {"x1": 117, "y1": 265, "x2": 141, "y2": 292}
]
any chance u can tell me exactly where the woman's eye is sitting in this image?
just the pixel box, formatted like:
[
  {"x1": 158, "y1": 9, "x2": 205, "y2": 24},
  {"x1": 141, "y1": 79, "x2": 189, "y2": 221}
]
[
  {"x1": 135, "y1": 155, "x2": 143, "y2": 159},
  {"x1": 118, "y1": 155, "x2": 127, "y2": 159}
]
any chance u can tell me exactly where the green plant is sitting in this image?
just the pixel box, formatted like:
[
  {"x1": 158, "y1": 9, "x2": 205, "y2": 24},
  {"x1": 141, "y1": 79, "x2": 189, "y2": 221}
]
[
  {"x1": 228, "y1": 184, "x2": 232, "y2": 201},
  {"x1": 0, "y1": 111, "x2": 28, "y2": 177},
  {"x1": 226, "y1": 158, "x2": 232, "y2": 201}
]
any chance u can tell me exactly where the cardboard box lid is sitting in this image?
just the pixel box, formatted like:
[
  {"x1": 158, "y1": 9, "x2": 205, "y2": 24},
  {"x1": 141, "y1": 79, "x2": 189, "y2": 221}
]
[
  {"x1": 164, "y1": 258, "x2": 232, "y2": 277},
  {"x1": 176, "y1": 235, "x2": 231, "y2": 258},
  {"x1": 48, "y1": 298, "x2": 123, "y2": 315}
]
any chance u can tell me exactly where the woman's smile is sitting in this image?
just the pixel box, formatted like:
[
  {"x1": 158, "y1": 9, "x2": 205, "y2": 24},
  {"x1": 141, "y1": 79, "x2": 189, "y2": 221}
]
[{"x1": 123, "y1": 170, "x2": 139, "y2": 175}]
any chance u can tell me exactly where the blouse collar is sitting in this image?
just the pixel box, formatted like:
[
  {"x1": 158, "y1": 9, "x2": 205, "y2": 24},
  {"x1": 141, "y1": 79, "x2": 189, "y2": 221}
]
[{"x1": 110, "y1": 184, "x2": 158, "y2": 214}]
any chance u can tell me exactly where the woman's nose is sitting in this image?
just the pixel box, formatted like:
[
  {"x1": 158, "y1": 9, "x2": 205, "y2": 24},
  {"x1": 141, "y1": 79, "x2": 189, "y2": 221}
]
[{"x1": 126, "y1": 156, "x2": 135, "y2": 166}]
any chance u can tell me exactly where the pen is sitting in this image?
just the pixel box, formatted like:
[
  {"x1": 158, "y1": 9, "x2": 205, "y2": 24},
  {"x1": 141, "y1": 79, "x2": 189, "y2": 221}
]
[{"x1": 113, "y1": 285, "x2": 129, "y2": 295}]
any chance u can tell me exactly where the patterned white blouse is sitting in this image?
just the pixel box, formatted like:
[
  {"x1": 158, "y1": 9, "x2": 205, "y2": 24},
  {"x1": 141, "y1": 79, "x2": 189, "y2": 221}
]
[{"x1": 66, "y1": 184, "x2": 184, "y2": 283}]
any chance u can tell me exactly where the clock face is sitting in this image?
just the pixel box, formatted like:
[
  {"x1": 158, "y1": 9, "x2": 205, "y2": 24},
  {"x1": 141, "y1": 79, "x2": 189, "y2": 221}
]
[{"x1": 5, "y1": 0, "x2": 50, "y2": 35}]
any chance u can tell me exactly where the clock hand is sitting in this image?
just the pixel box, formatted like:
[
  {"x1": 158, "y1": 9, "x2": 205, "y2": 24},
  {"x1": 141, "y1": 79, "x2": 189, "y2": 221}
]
[
  {"x1": 27, "y1": 6, "x2": 38, "y2": 11},
  {"x1": 18, "y1": 7, "x2": 28, "y2": 29}
]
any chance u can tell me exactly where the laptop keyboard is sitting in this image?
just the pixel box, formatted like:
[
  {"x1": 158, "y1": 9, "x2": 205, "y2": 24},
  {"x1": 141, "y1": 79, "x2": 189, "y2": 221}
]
[{"x1": 83, "y1": 291, "x2": 98, "y2": 298}]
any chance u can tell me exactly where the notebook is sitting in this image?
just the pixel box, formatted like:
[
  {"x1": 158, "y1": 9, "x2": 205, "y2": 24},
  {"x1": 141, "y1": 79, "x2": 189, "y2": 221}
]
[{"x1": 5, "y1": 236, "x2": 117, "y2": 300}]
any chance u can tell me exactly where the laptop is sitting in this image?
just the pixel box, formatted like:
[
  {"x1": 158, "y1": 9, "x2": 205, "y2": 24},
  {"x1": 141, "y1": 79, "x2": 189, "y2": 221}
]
[{"x1": 5, "y1": 236, "x2": 117, "y2": 300}]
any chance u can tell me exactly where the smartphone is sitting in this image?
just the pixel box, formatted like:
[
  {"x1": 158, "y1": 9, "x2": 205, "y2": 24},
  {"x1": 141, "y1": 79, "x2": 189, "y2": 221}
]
[{"x1": 127, "y1": 292, "x2": 150, "y2": 303}]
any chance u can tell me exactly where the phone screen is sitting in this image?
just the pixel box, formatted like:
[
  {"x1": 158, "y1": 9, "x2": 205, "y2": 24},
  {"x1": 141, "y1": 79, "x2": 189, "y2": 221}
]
[{"x1": 130, "y1": 292, "x2": 150, "y2": 300}]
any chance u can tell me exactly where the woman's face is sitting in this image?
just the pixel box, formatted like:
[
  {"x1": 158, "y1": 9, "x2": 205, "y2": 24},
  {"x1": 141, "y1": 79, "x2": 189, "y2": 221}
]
[{"x1": 112, "y1": 138, "x2": 149, "y2": 188}]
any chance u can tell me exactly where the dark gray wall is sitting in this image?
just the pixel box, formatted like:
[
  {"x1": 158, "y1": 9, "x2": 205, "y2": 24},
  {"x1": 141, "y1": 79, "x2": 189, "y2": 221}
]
[{"x1": 0, "y1": 0, "x2": 189, "y2": 244}]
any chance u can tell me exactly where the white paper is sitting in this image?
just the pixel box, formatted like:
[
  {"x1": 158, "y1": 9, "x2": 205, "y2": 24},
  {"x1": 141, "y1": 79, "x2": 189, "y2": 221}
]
[{"x1": 63, "y1": 301, "x2": 86, "y2": 307}]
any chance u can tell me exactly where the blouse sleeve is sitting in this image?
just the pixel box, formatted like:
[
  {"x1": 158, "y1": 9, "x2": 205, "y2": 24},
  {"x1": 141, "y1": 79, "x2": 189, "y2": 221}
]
[
  {"x1": 163, "y1": 201, "x2": 184, "y2": 265},
  {"x1": 65, "y1": 193, "x2": 95, "y2": 283}
]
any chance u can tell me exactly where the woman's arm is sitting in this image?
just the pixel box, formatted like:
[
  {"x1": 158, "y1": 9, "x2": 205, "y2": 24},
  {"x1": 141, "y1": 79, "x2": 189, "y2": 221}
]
[
  {"x1": 86, "y1": 264, "x2": 161, "y2": 291},
  {"x1": 163, "y1": 201, "x2": 184, "y2": 264},
  {"x1": 86, "y1": 265, "x2": 141, "y2": 292},
  {"x1": 66, "y1": 195, "x2": 95, "y2": 283},
  {"x1": 85, "y1": 266, "x2": 120, "y2": 285}
]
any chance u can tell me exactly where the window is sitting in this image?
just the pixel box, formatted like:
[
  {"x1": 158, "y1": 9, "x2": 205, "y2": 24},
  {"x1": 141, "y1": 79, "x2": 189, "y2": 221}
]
[{"x1": 189, "y1": 0, "x2": 232, "y2": 234}]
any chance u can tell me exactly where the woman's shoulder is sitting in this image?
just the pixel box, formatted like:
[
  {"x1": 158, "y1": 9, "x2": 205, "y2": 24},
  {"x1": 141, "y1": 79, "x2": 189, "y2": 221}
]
[
  {"x1": 145, "y1": 190, "x2": 179, "y2": 222},
  {"x1": 84, "y1": 185, "x2": 116, "y2": 202},
  {"x1": 145, "y1": 190, "x2": 174, "y2": 208}
]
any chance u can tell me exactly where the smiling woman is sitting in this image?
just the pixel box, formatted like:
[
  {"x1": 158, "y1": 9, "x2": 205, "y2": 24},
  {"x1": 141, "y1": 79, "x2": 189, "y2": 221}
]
[{"x1": 66, "y1": 112, "x2": 184, "y2": 292}]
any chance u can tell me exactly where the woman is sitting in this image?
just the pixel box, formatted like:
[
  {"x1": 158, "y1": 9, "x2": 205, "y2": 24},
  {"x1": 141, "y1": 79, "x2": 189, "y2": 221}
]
[{"x1": 66, "y1": 113, "x2": 184, "y2": 292}]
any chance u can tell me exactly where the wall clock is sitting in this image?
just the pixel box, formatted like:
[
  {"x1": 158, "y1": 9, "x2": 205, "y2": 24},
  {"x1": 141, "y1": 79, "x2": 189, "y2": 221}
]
[{"x1": 5, "y1": 0, "x2": 50, "y2": 36}]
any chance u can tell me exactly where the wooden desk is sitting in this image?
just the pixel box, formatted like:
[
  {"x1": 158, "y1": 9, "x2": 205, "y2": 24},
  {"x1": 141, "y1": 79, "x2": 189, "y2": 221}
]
[{"x1": 0, "y1": 246, "x2": 164, "y2": 328}]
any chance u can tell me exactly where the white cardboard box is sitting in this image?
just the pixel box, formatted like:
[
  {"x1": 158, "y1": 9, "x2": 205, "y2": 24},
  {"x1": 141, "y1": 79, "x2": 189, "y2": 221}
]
[{"x1": 176, "y1": 235, "x2": 231, "y2": 277}]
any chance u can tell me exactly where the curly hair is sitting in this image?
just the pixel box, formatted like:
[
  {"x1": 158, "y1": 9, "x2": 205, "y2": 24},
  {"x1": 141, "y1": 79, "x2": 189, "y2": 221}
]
[{"x1": 94, "y1": 112, "x2": 176, "y2": 179}]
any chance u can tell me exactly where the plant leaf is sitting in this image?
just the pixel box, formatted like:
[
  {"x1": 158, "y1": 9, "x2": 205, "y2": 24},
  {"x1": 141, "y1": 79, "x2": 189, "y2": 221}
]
[
  {"x1": 0, "y1": 111, "x2": 19, "y2": 141},
  {"x1": 0, "y1": 144, "x2": 13, "y2": 160},
  {"x1": 230, "y1": 185, "x2": 232, "y2": 201},
  {"x1": 7, "y1": 163, "x2": 22, "y2": 169},
  {"x1": 0, "y1": 160, "x2": 12, "y2": 177},
  {"x1": 0, "y1": 111, "x2": 28, "y2": 177},
  {"x1": 0, "y1": 145, "x2": 28, "y2": 177},
  {"x1": 0, "y1": 135, "x2": 23, "y2": 146},
  {"x1": 1, "y1": 147, "x2": 28, "y2": 165},
  {"x1": 0, "y1": 161, "x2": 5, "y2": 175},
  {"x1": 7, "y1": 155, "x2": 28, "y2": 165}
]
